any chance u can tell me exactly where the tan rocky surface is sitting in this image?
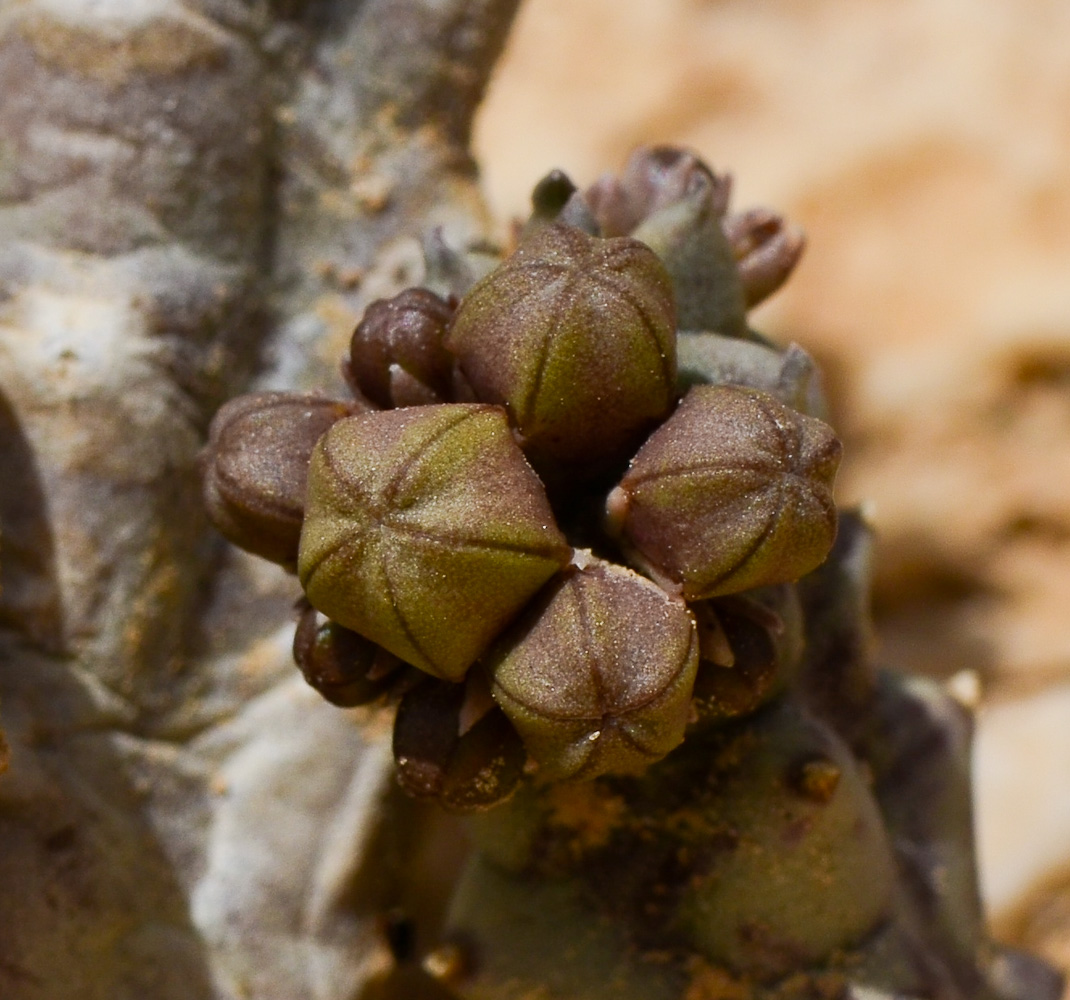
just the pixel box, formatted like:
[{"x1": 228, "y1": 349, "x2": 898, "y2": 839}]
[{"x1": 476, "y1": 0, "x2": 1070, "y2": 978}]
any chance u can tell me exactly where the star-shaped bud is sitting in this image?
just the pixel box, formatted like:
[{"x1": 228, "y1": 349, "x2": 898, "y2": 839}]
[
  {"x1": 298, "y1": 404, "x2": 572, "y2": 681},
  {"x1": 446, "y1": 223, "x2": 677, "y2": 474},
  {"x1": 606, "y1": 385, "x2": 841, "y2": 599},
  {"x1": 487, "y1": 555, "x2": 699, "y2": 781}
]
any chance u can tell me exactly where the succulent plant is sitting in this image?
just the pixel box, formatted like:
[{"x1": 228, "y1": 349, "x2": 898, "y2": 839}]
[
  {"x1": 202, "y1": 143, "x2": 840, "y2": 803},
  {"x1": 201, "y1": 146, "x2": 1062, "y2": 1000}
]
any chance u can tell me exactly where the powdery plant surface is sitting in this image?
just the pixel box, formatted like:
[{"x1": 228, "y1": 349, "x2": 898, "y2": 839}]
[{"x1": 475, "y1": 0, "x2": 1070, "y2": 975}]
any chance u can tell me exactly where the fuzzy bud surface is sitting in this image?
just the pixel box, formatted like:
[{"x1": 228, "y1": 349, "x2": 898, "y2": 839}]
[
  {"x1": 446, "y1": 223, "x2": 677, "y2": 471},
  {"x1": 606, "y1": 384, "x2": 841, "y2": 599},
  {"x1": 298, "y1": 404, "x2": 571, "y2": 681},
  {"x1": 488, "y1": 557, "x2": 699, "y2": 781}
]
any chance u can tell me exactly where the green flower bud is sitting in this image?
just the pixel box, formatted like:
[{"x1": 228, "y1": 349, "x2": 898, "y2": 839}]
[
  {"x1": 345, "y1": 288, "x2": 456, "y2": 408},
  {"x1": 201, "y1": 392, "x2": 355, "y2": 568},
  {"x1": 605, "y1": 384, "x2": 841, "y2": 600},
  {"x1": 487, "y1": 556, "x2": 699, "y2": 781},
  {"x1": 446, "y1": 223, "x2": 677, "y2": 472},
  {"x1": 292, "y1": 602, "x2": 405, "y2": 707},
  {"x1": 298, "y1": 404, "x2": 571, "y2": 681},
  {"x1": 392, "y1": 675, "x2": 527, "y2": 813}
]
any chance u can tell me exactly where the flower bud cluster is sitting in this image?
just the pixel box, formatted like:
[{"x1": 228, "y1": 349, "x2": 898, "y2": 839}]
[{"x1": 200, "y1": 147, "x2": 841, "y2": 812}]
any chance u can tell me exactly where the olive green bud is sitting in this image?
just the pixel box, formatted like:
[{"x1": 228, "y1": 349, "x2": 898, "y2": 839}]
[
  {"x1": 345, "y1": 288, "x2": 456, "y2": 408},
  {"x1": 201, "y1": 392, "x2": 356, "y2": 568},
  {"x1": 446, "y1": 224, "x2": 677, "y2": 472},
  {"x1": 393, "y1": 675, "x2": 527, "y2": 812},
  {"x1": 605, "y1": 385, "x2": 841, "y2": 600},
  {"x1": 298, "y1": 404, "x2": 571, "y2": 681},
  {"x1": 293, "y1": 602, "x2": 405, "y2": 707},
  {"x1": 487, "y1": 556, "x2": 699, "y2": 781},
  {"x1": 723, "y1": 207, "x2": 806, "y2": 310}
]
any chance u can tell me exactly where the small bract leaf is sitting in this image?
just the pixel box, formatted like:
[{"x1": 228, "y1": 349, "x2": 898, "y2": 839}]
[
  {"x1": 631, "y1": 173, "x2": 747, "y2": 337},
  {"x1": 488, "y1": 558, "x2": 699, "y2": 781},
  {"x1": 690, "y1": 585, "x2": 804, "y2": 723},
  {"x1": 298, "y1": 404, "x2": 571, "y2": 681},
  {"x1": 676, "y1": 333, "x2": 829, "y2": 419},
  {"x1": 446, "y1": 223, "x2": 677, "y2": 472},
  {"x1": 201, "y1": 392, "x2": 355, "y2": 567},
  {"x1": 606, "y1": 385, "x2": 841, "y2": 599}
]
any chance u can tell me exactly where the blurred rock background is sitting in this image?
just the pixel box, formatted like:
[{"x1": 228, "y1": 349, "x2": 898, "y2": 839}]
[{"x1": 474, "y1": 0, "x2": 1070, "y2": 978}]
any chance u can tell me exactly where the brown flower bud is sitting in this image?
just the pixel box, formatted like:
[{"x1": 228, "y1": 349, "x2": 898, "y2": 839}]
[
  {"x1": 605, "y1": 385, "x2": 841, "y2": 599},
  {"x1": 446, "y1": 224, "x2": 677, "y2": 472},
  {"x1": 487, "y1": 556, "x2": 699, "y2": 781},
  {"x1": 298, "y1": 404, "x2": 572, "y2": 681},
  {"x1": 345, "y1": 288, "x2": 456, "y2": 408},
  {"x1": 293, "y1": 602, "x2": 404, "y2": 707},
  {"x1": 201, "y1": 392, "x2": 355, "y2": 567},
  {"x1": 722, "y1": 208, "x2": 806, "y2": 310},
  {"x1": 393, "y1": 675, "x2": 526, "y2": 812},
  {"x1": 585, "y1": 145, "x2": 732, "y2": 238}
]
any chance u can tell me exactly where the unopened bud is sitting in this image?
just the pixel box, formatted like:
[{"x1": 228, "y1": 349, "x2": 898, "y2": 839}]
[
  {"x1": 606, "y1": 385, "x2": 841, "y2": 599},
  {"x1": 298, "y1": 404, "x2": 571, "y2": 681},
  {"x1": 488, "y1": 558, "x2": 699, "y2": 781},
  {"x1": 201, "y1": 392, "x2": 354, "y2": 568}
]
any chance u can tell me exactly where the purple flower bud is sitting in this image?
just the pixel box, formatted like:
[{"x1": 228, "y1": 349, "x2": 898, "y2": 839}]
[
  {"x1": 488, "y1": 556, "x2": 699, "y2": 781},
  {"x1": 606, "y1": 385, "x2": 841, "y2": 599},
  {"x1": 201, "y1": 392, "x2": 356, "y2": 567}
]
